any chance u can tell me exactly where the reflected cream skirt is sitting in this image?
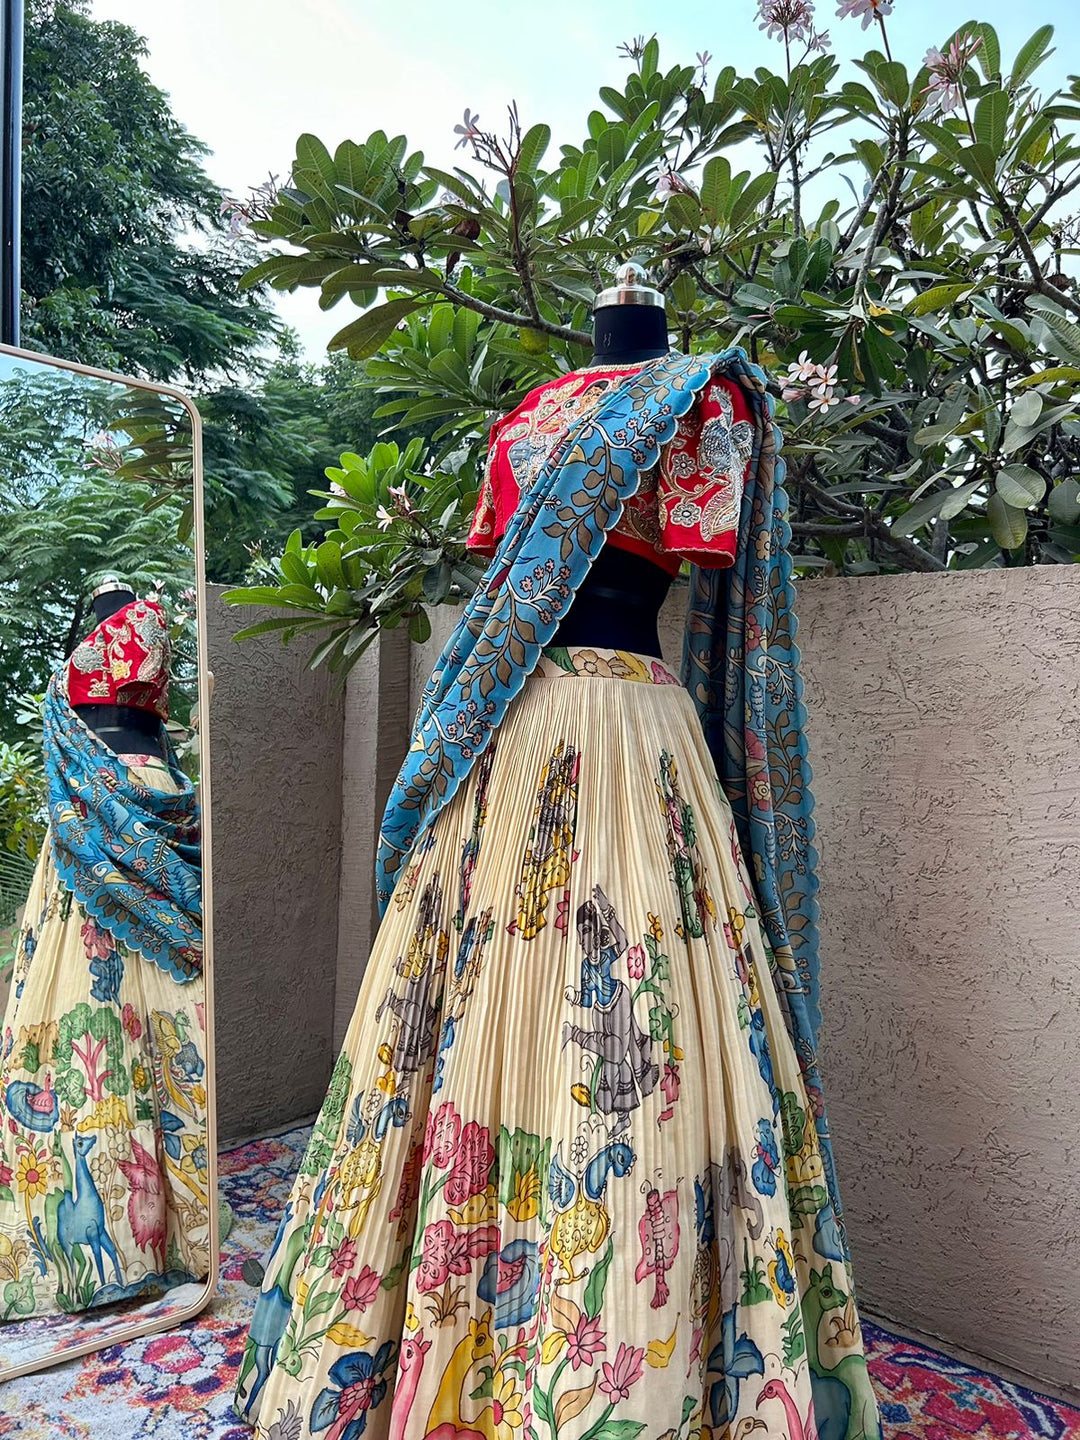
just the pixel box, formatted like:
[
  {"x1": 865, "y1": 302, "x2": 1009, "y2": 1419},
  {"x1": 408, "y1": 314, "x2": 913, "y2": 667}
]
[
  {"x1": 237, "y1": 647, "x2": 880, "y2": 1440},
  {"x1": 0, "y1": 756, "x2": 209, "y2": 1320}
]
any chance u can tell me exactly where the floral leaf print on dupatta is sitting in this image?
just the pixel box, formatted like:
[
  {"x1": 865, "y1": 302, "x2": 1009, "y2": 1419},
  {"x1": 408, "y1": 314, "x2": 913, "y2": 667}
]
[
  {"x1": 376, "y1": 351, "x2": 728, "y2": 914},
  {"x1": 679, "y1": 364, "x2": 850, "y2": 1267},
  {"x1": 42, "y1": 675, "x2": 202, "y2": 984}
]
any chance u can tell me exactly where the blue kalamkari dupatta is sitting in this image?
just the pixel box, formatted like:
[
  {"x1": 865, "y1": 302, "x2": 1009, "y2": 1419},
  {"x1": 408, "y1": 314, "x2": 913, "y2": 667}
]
[
  {"x1": 43, "y1": 672, "x2": 203, "y2": 984},
  {"x1": 376, "y1": 347, "x2": 850, "y2": 1261}
]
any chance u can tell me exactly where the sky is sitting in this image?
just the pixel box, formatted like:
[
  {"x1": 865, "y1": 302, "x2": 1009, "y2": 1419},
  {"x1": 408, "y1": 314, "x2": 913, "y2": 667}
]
[{"x1": 89, "y1": 0, "x2": 1074, "y2": 360}]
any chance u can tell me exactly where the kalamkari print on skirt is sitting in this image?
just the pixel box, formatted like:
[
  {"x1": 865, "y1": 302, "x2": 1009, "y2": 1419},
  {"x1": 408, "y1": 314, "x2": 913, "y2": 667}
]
[
  {"x1": 0, "y1": 756, "x2": 208, "y2": 1319},
  {"x1": 236, "y1": 647, "x2": 882, "y2": 1440}
]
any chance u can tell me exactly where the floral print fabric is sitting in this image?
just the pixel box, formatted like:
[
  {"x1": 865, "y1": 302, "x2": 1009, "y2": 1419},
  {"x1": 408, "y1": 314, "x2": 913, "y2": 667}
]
[
  {"x1": 466, "y1": 365, "x2": 751, "y2": 575},
  {"x1": 237, "y1": 650, "x2": 881, "y2": 1440},
  {"x1": 0, "y1": 756, "x2": 209, "y2": 1320}
]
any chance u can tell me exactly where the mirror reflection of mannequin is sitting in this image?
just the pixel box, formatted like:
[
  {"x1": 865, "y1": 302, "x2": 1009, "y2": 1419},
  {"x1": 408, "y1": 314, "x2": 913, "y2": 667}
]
[
  {"x1": 0, "y1": 581, "x2": 208, "y2": 1320},
  {"x1": 70, "y1": 579, "x2": 165, "y2": 761}
]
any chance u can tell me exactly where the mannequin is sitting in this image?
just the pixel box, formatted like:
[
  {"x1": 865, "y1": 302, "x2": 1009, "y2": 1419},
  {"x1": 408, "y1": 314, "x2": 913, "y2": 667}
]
[
  {"x1": 550, "y1": 264, "x2": 675, "y2": 658},
  {"x1": 71, "y1": 578, "x2": 166, "y2": 759}
]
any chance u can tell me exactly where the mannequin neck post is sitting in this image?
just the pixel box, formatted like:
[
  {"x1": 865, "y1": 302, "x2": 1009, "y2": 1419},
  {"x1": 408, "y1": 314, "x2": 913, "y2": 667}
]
[
  {"x1": 591, "y1": 303, "x2": 670, "y2": 365},
  {"x1": 91, "y1": 589, "x2": 136, "y2": 624}
]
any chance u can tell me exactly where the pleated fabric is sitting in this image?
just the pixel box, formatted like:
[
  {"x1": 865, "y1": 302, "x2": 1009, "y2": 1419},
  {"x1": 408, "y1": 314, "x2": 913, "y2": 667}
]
[
  {"x1": 0, "y1": 756, "x2": 209, "y2": 1319},
  {"x1": 236, "y1": 649, "x2": 880, "y2": 1440}
]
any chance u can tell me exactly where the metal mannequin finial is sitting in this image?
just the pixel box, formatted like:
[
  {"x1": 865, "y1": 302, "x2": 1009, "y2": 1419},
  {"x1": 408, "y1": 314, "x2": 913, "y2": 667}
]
[{"x1": 592, "y1": 260, "x2": 665, "y2": 311}]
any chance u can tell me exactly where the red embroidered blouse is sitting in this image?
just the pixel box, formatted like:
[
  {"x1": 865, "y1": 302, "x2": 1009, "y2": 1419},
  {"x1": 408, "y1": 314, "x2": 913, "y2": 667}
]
[
  {"x1": 66, "y1": 597, "x2": 171, "y2": 721},
  {"x1": 466, "y1": 361, "x2": 754, "y2": 576}
]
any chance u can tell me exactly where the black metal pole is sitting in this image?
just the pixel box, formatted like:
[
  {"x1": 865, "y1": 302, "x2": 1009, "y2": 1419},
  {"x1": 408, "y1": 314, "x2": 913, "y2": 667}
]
[{"x1": 1, "y1": 0, "x2": 24, "y2": 347}]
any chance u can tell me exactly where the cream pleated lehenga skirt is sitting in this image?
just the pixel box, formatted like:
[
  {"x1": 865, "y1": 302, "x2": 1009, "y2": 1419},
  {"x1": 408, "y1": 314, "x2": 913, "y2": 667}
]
[
  {"x1": 0, "y1": 755, "x2": 209, "y2": 1320},
  {"x1": 237, "y1": 647, "x2": 881, "y2": 1440}
]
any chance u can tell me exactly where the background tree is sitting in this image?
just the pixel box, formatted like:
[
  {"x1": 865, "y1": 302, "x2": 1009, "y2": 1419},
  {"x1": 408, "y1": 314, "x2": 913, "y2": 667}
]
[
  {"x1": 226, "y1": 6, "x2": 1080, "y2": 676},
  {"x1": 19, "y1": 0, "x2": 278, "y2": 382},
  {"x1": 199, "y1": 349, "x2": 429, "y2": 583}
]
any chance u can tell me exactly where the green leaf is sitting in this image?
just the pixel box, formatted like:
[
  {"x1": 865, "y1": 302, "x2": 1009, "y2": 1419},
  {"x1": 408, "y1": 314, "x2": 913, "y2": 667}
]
[
  {"x1": 275, "y1": 583, "x2": 325, "y2": 608},
  {"x1": 518, "y1": 124, "x2": 551, "y2": 178},
  {"x1": 1010, "y1": 391, "x2": 1043, "y2": 428},
  {"x1": 1047, "y1": 477, "x2": 1080, "y2": 523},
  {"x1": 280, "y1": 551, "x2": 313, "y2": 586},
  {"x1": 908, "y1": 282, "x2": 974, "y2": 317},
  {"x1": 1016, "y1": 366, "x2": 1080, "y2": 387},
  {"x1": 956, "y1": 141, "x2": 998, "y2": 190},
  {"x1": 303, "y1": 1285, "x2": 337, "y2": 1320},
  {"x1": 1010, "y1": 25, "x2": 1054, "y2": 88},
  {"x1": 295, "y1": 134, "x2": 337, "y2": 192},
  {"x1": 583, "y1": 1237, "x2": 613, "y2": 1319},
  {"x1": 222, "y1": 586, "x2": 294, "y2": 607},
  {"x1": 1026, "y1": 299, "x2": 1080, "y2": 364},
  {"x1": 586, "y1": 1423, "x2": 646, "y2": 1440},
  {"x1": 988, "y1": 492, "x2": 1029, "y2": 548},
  {"x1": 939, "y1": 477, "x2": 985, "y2": 521},
  {"x1": 700, "y1": 155, "x2": 731, "y2": 220},
  {"x1": 598, "y1": 86, "x2": 631, "y2": 121},
  {"x1": 876, "y1": 61, "x2": 911, "y2": 108},
  {"x1": 315, "y1": 541, "x2": 348, "y2": 591},
  {"x1": 730, "y1": 171, "x2": 775, "y2": 226},
  {"x1": 918, "y1": 120, "x2": 966, "y2": 163},
  {"x1": 974, "y1": 90, "x2": 1009, "y2": 157},
  {"x1": 1001, "y1": 420, "x2": 1039, "y2": 456},
  {"x1": 995, "y1": 464, "x2": 1045, "y2": 509},
  {"x1": 640, "y1": 36, "x2": 659, "y2": 82},
  {"x1": 407, "y1": 609, "x2": 432, "y2": 643},
  {"x1": 894, "y1": 481, "x2": 977, "y2": 536},
  {"x1": 241, "y1": 1258, "x2": 265, "y2": 1287},
  {"x1": 327, "y1": 299, "x2": 424, "y2": 360},
  {"x1": 853, "y1": 138, "x2": 884, "y2": 177}
]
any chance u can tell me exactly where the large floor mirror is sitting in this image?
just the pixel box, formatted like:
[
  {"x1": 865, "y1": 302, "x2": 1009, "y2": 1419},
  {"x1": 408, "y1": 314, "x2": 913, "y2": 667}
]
[{"x1": 0, "y1": 343, "x2": 216, "y2": 1379}]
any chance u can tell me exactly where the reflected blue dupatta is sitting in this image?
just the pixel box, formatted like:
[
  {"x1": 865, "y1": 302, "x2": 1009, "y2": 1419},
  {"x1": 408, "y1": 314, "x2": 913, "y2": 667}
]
[
  {"x1": 376, "y1": 347, "x2": 850, "y2": 1261},
  {"x1": 43, "y1": 672, "x2": 202, "y2": 984}
]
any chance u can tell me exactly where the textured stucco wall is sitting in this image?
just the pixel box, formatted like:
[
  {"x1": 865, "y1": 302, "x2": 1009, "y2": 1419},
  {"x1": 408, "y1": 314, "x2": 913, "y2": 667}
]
[
  {"x1": 794, "y1": 565, "x2": 1080, "y2": 1396},
  {"x1": 206, "y1": 585, "x2": 344, "y2": 1141},
  {"x1": 411, "y1": 568, "x2": 1080, "y2": 1394},
  {"x1": 335, "y1": 631, "x2": 413, "y2": 1049}
]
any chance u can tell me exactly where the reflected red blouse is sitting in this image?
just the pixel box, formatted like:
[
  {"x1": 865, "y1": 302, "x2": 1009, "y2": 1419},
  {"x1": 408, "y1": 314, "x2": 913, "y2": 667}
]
[
  {"x1": 466, "y1": 361, "x2": 755, "y2": 576},
  {"x1": 65, "y1": 597, "x2": 171, "y2": 721}
]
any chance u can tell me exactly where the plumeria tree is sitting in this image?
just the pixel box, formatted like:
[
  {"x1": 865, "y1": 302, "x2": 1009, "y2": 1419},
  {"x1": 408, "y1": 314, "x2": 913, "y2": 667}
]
[{"x1": 226, "y1": 1, "x2": 1080, "y2": 674}]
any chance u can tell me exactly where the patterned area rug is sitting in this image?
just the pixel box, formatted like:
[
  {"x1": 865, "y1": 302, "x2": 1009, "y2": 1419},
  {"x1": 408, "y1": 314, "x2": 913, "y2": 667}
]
[{"x1": 0, "y1": 1125, "x2": 1075, "y2": 1439}]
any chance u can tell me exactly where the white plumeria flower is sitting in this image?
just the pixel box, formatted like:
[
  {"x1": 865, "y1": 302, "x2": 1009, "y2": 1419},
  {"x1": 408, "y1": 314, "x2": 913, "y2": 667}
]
[
  {"x1": 836, "y1": 0, "x2": 893, "y2": 29},
  {"x1": 375, "y1": 504, "x2": 394, "y2": 530},
  {"x1": 809, "y1": 390, "x2": 840, "y2": 413},
  {"x1": 787, "y1": 350, "x2": 818, "y2": 384},
  {"x1": 388, "y1": 483, "x2": 416, "y2": 517},
  {"x1": 808, "y1": 363, "x2": 839, "y2": 393}
]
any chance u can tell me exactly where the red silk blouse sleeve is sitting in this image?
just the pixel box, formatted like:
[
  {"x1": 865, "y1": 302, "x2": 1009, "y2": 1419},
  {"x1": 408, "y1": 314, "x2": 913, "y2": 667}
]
[
  {"x1": 465, "y1": 418, "x2": 505, "y2": 560},
  {"x1": 656, "y1": 374, "x2": 754, "y2": 569}
]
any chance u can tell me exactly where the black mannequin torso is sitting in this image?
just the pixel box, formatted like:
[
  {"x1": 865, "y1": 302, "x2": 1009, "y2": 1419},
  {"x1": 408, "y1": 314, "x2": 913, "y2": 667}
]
[
  {"x1": 549, "y1": 300, "x2": 674, "y2": 658},
  {"x1": 71, "y1": 589, "x2": 165, "y2": 760}
]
